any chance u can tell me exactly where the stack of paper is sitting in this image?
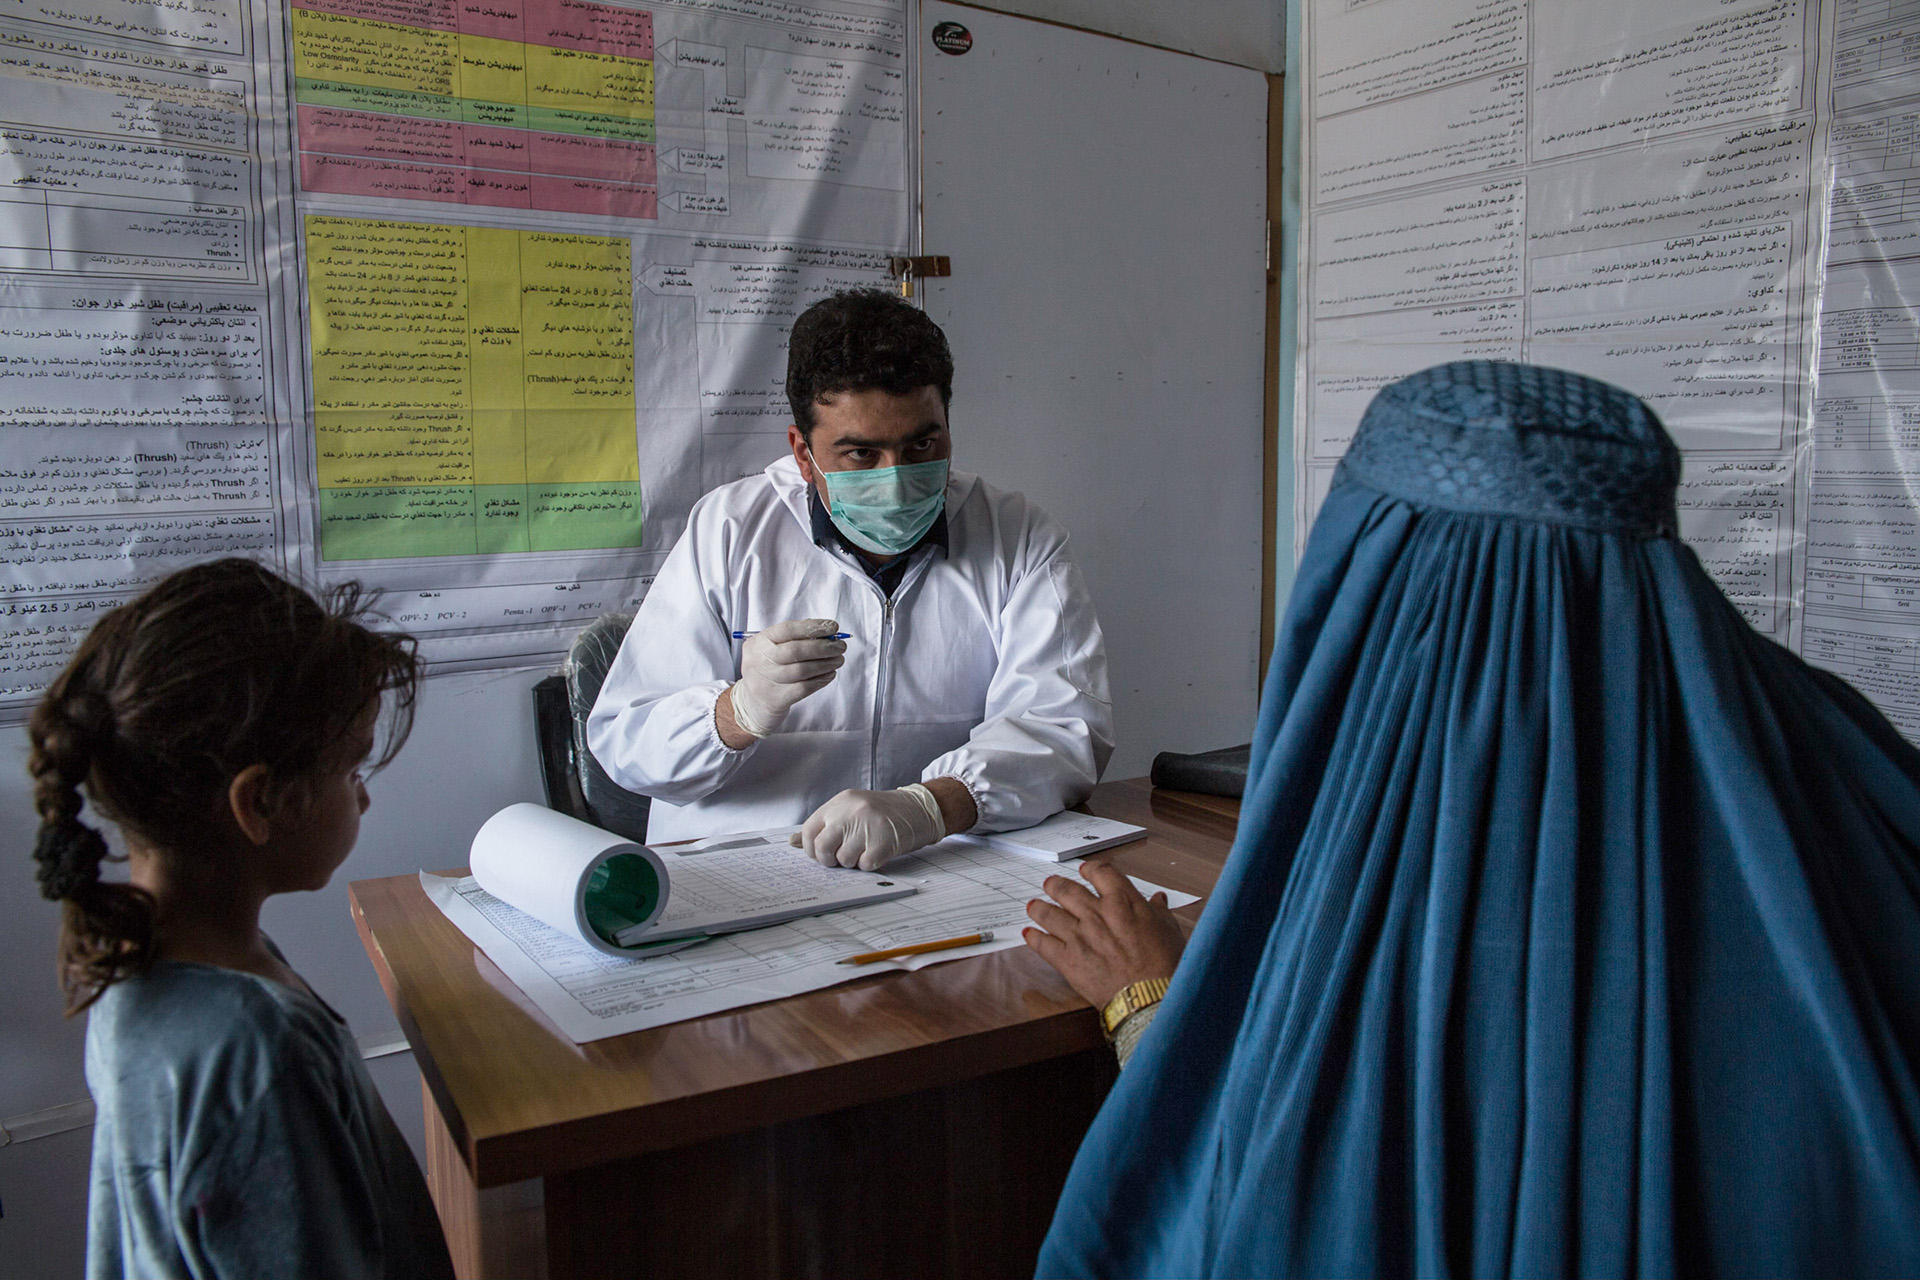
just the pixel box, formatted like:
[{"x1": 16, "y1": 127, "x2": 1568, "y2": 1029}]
[
  {"x1": 954, "y1": 812, "x2": 1149, "y2": 861},
  {"x1": 423, "y1": 831, "x2": 1197, "y2": 1043}
]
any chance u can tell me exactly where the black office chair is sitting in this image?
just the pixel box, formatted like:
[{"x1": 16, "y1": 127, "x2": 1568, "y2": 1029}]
[{"x1": 531, "y1": 612, "x2": 653, "y2": 841}]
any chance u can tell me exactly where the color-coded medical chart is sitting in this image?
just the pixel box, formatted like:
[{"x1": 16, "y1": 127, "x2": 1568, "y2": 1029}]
[
  {"x1": 307, "y1": 215, "x2": 639, "y2": 559},
  {"x1": 0, "y1": 0, "x2": 912, "y2": 708},
  {"x1": 291, "y1": 0, "x2": 657, "y2": 217}
]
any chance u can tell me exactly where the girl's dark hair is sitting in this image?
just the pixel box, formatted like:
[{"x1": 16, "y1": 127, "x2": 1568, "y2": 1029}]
[{"x1": 28, "y1": 558, "x2": 419, "y2": 1013}]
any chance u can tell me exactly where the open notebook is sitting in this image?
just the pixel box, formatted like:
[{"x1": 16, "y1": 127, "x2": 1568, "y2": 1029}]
[{"x1": 470, "y1": 804, "x2": 916, "y2": 957}]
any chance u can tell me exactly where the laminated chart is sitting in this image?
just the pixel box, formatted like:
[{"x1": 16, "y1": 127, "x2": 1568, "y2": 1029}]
[
  {"x1": 307, "y1": 215, "x2": 639, "y2": 560},
  {"x1": 0, "y1": 0, "x2": 911, "y2": 701},
  {"x1": 1293, "y1": 0, "x2": 1829, "y2": 645},
  {"x1": 1800, "y1": 1, "x2": 1920, "y2": 738},
  {"x1": 0, "y1": 4, "x2": 285, "y2": 707},
  {"x1": 291, "y1": 0, "x2": 655, "y2": 217}
]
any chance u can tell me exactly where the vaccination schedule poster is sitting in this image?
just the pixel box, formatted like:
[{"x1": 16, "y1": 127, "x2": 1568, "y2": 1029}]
[
  {"x1": 1293, "y1": 0, "x2": 1920, "y2": 743},
  {"x1": 0, "y1": 0, "x2": 914, "y2": 713}
]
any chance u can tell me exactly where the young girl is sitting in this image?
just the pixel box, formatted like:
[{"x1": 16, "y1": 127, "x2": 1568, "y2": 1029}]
[{"x1": 30, "y1": 558, "x2": 454, "y2": 1280}]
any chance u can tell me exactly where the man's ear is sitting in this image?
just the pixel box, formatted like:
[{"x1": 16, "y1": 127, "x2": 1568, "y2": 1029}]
[
  {"x1": 787, "y1": 422, "x2": 814, "y2": 484},
  {"x1": 227, "y1": 764, "x2": 275, "y2": 847}
]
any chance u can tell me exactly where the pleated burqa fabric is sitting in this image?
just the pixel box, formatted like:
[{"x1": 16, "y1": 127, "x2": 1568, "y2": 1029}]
[{"x1": 1038, "y1": 363, "x2": 1920, "y2": 1278}]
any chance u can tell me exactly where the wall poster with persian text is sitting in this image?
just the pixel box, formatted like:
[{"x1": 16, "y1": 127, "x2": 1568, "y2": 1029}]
[
  {"x1": 0, "y1": 0, "x2": 914, "y2": 711},
  {"x1": 1293, "y1": 0, "x2": 1920, "y2": 743}
]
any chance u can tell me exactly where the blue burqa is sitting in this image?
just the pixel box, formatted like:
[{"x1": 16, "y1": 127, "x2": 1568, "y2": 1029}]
[{"x1": 1038, "y1": 363, "x2": 1920, "y2": 1278}]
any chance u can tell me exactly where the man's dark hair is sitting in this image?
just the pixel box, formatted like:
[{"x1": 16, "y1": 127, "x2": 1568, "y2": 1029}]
[{"x1": 786, "y1": 289, "x2": 954, "y2": 438}]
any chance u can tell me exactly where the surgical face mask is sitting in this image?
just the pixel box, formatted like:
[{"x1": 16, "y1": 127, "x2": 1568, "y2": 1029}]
[{"x1": 807, "y1": 447, "x2": 949, "y2": 556}]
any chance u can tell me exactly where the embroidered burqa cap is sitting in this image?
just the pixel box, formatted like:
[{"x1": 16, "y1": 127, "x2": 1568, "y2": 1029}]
[
  {"x1": 1039, "y1": 362, "x2": 1920, "y2": 1277},
  {"x1": 1336, "y1": 359, "x2": 1681, "y2": 535}
]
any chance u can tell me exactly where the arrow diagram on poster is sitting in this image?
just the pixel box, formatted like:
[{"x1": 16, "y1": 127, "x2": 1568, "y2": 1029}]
[{"x1": 657, "y1": 38, "x2": 731, "y2": 215}]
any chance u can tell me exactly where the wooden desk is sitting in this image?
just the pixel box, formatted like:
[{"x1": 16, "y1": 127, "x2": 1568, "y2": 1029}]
[{"x1": 349, "y1": 778, "x2": 1237, "y2": 1279}]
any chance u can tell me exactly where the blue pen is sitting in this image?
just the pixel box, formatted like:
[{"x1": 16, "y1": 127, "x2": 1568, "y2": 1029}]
[{"x1": 732, "y1": 630, "x2": 851, "y2": 640}]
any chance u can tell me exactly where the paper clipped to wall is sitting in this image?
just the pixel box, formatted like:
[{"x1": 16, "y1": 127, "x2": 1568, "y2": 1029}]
[
  {"x1": 0, "y1": 0, "x2": 916, "y2": 714},
  {"x1": 1291, "y1": 0, "x2": 1920, "y2": 745}
]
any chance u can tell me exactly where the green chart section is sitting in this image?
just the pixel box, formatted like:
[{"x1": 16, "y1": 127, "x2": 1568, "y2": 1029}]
[
  {"x1": 294, "y1": 77, "x2": 657, "y2": 143},
  {"x1": 290, "y1": 7, "x2": 656, "y2": 142},
  {"x1": 308, "y1": 216, "x2": 641, "y2": 560}
]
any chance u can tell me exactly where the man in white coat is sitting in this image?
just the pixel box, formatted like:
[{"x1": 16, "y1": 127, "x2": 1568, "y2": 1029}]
[{"x1": 588, "y1": 289, "x2": 1114, "y2": 869}]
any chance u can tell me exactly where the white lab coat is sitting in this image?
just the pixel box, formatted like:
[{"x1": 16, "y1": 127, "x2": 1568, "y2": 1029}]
[{"x1": 587, "y1": 455, "x2": 1115, "y2": 842}]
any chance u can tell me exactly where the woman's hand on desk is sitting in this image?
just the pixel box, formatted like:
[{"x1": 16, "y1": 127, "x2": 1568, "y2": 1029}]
[{"x1": 1022, "y1": 862, "x2": 1186, "y2": 1009}]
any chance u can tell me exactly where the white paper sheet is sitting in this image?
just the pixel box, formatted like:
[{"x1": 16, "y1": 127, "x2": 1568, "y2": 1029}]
[
  {"x1": 422, "y1": 837, "x2": 1201, "y2": 1043},
  {"x1": 631, "y1": 829, "x2": 916, "y2": 944}
]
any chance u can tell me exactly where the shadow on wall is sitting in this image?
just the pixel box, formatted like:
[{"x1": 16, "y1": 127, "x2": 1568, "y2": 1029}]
[{"x1": 0, "y1": 1124, "x2": 92, "y2": 1275}]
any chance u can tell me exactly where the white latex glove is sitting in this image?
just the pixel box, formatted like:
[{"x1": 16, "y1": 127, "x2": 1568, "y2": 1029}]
[
  {"x1": 728, "y1": 618, "x2": 847, "y2": 739},
  {"x1": 801, "y1": 784, "x2": 945, "y2": 871}
]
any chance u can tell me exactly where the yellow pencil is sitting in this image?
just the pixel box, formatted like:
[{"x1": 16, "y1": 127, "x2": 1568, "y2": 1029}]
[{"x1": 837, "y1": 931, "x2": 994, "y2": 966}]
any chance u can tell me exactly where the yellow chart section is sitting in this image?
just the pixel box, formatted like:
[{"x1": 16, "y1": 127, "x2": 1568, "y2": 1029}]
[
  {"x1": 308, "y1": 215, "x2": 639, "y2": 560},
  {"x1": 290, "y1": 8, "x2": 656, "y2": 123}
]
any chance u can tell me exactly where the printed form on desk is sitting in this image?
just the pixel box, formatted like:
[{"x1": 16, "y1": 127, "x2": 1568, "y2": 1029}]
[{"x1": 423, "y1": 835, "x2": 1200, "y2": 1043}]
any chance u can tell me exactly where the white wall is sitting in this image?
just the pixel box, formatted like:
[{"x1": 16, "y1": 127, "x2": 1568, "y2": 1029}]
[
  {"x1": 922, "y1": 3, "x2": 1271, "y2": 778},
  {"x1": 947, "y1": 0, "x2": 1285, "y2": 72}
]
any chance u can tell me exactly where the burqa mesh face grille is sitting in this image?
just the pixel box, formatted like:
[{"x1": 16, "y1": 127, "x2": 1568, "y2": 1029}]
[{"x1": 1334, "y1": 361, "x2": 1682, "y2": 538}]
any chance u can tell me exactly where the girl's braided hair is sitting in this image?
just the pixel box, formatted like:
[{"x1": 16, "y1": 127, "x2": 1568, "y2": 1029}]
[{"x1": 29, "y1": 559, "x2": 418, "y2": 1013}]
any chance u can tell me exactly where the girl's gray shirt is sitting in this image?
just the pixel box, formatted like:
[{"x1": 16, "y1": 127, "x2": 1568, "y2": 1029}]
[{"x1": 83, "y1": 949, "x2": 454, "y2": 1280}]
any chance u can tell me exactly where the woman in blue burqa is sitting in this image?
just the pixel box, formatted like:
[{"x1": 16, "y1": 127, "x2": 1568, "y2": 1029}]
[{"x1": 1025, "y1": 362, "x2": 1920, "y2": 1277}]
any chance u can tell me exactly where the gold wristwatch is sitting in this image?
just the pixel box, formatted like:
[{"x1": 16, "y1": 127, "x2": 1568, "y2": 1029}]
[{"x1": 1100, "y1": 977, "x2": 1170, "y2": 1039}]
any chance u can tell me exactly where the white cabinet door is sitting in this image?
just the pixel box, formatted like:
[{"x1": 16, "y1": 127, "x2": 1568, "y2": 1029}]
[{"x1": 920, "y1": 2, "x2": 1269, "y2": 776}]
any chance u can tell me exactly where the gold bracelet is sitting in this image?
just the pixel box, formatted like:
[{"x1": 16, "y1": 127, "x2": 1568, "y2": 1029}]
[{"x1": 1099, "y1": 977, "x2": 1170, "y2": 1039}]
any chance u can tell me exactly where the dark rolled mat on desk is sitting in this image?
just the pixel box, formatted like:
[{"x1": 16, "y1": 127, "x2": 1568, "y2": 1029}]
[{"x1": 1149, "y1": 744, "x2": 1251, "y2": 798}]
